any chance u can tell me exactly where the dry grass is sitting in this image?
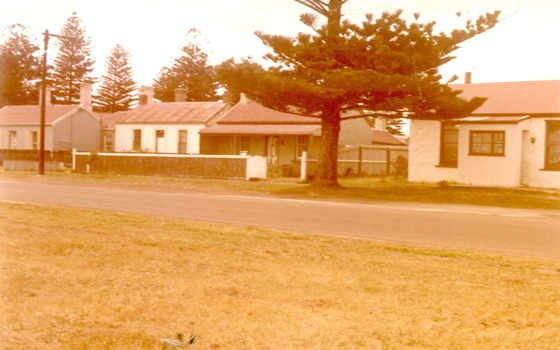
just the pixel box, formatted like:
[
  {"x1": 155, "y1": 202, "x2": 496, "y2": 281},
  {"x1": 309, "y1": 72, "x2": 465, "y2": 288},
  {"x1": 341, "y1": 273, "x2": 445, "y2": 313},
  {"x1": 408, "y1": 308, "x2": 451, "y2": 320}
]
[
  {"x1": 1, "y1": 202, "x2": 560, "y2": 349},
  {"x1": 1, "y1": 169, "x2": 559, "y2": 209}
]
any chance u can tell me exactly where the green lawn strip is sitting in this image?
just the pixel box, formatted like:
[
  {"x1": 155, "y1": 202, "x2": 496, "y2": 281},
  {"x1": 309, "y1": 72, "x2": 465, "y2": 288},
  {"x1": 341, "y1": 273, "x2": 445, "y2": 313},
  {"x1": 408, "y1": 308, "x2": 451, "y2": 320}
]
[{"x1": 1, "y1": 203, "x2": 559, "y2": 349}]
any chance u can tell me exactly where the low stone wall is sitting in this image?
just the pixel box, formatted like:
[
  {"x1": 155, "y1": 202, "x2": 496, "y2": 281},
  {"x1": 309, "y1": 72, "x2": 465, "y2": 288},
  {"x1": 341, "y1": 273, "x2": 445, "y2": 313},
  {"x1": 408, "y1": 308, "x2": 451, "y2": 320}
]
[{"x1": 3, "y1": 160, "x2": 64, "y2": 172}]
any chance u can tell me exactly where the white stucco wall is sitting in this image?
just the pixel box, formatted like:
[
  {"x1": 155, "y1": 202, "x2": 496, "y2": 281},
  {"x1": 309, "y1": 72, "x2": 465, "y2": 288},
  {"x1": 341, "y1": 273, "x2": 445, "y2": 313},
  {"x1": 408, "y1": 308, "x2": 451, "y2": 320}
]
[
  {"x1": 115, "y1": 124, "x2": 205, "y2": 154},
  {"x1": 410, "y1": 118, "x2": 560, "y2": 189},
  {"x1": 408, "y1": 119, "x2": 458, "y2": 183},
  {"x1": 457, "y1": 123, "x2": 524, "y2": 187},
  {"x1": 520, "y1": 118, "x2": 560, "y2": 189}
]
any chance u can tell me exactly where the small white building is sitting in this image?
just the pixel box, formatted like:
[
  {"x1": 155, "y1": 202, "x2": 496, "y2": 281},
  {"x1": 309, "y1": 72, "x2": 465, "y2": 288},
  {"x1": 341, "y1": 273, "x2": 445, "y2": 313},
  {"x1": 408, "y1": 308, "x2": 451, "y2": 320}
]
[
  {"x1": 0, "y1": 83, "x2": 102, "y2": 152},
  {"x1": 409, "y1": 80, "x2": 560, "y2": 189},
  {"x1": 114, "y1": 87, "x2": 229, "y2": 154}
]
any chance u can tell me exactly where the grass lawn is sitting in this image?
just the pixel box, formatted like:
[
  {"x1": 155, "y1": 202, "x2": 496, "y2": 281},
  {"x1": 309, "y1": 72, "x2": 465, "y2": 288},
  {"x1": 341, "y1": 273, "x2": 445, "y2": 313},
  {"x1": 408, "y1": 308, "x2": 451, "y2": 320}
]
[
  {"x1": 1, "y1": 169, "x2": 559, "y2": 210},
  {"x1": 1, "y1": 202, "x2": 559, "y2": 349}
]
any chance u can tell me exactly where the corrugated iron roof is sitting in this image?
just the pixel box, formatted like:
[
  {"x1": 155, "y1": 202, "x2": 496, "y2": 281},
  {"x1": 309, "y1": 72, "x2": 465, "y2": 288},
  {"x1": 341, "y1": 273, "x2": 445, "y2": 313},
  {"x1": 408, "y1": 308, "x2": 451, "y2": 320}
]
[
  {"x1": 117, "y1": 102, "x2": 227, "y2": 124},
  {"x1": 218, "y1": 100, "x2": 321, "y2": 124},
  {"x1": 0, "y1": 105, "x2": 79, "y2": 125},
  {"x1": 94, "y1": 111, "x2": 128, "y2": 129},
  {"x1": 451, "y1": 80, "x2": 560, "y2": 115},
  {"x1": 371, "y1": 129, "x2": 408, "y2": 145},
  {"x1": 452, "y1": 115, "x2": 531, "y2": 124},
  {"x1": 199, "y1": 124, "x2": 320, "y2": 135}
]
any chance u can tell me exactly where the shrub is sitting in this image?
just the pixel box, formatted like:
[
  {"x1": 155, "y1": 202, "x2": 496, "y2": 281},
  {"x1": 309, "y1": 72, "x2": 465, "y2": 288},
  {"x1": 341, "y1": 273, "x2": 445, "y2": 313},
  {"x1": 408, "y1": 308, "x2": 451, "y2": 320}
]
[{"x1": 392, "y1": 155, "x2": 408, "y2": 178}]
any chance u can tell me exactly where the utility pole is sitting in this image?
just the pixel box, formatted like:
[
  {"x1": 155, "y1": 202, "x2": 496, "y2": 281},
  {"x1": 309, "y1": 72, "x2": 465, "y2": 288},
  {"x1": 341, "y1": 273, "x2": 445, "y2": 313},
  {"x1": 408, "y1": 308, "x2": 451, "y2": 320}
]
[{"x1": 39, "y1": 30, "x2": 74, "y2": 175}]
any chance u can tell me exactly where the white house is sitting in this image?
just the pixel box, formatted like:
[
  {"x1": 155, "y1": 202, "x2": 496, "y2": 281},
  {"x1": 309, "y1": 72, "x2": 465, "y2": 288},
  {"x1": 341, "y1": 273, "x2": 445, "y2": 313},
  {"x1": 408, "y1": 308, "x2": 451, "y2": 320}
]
[
  {"x1": 409, "y1": 80, "x2": 560, "y2": 189},
  {"x1": 114, "y1": 87, "x2": 229, "y2": 154}
]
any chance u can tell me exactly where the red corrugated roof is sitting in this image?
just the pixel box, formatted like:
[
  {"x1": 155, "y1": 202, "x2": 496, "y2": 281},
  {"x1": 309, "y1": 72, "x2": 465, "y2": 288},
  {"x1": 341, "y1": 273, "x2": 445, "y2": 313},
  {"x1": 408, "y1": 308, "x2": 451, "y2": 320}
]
[
  {"x1": 117, "y1": 102, "x2": 227, "y2": 124},
  {"x1": 0, "y1": 105, "x2": 79, "y2": 125},
  {"x1": 452, "y1": 116, "x2": 530, "y2": 124},
  {"x1": 371, "y1": 129, "x2": 407, "y2": 145},
  {"x1": 451, "y1": 80, "x2": 560, "y2": 115},
  {"x1": 200, "y1": 124, "x2": 320, "y2": 135},
  {"x1": 218, "y1": 100, "x2": 321, "y2": 124},
  {"x1": 94, "y1": 111, "x2": 128, "y2": 129}
]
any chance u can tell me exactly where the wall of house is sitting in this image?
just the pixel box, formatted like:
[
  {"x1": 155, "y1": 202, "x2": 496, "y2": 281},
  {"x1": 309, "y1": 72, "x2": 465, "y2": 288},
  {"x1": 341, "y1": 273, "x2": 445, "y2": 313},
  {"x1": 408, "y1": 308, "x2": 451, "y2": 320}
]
[
  {"x1": 408, "y1": 120, "x2": 459, "y2": 183},
  {"x1": 457, "y1": 123, "x2": 524, "y2": 187},
  {"x1": 0, "y1": 125, "x2": 54, "y2": 151},
  {"x1": 115, "y1": 124, "x2": 205, "y2": 153},
  {"x1": 520, "y1": 118, "x2": 560, "y2": 188},
  {"x1": 200, "y1": 135, "x2": 235, "y2": 155},
  {"x1": 53, "y1": 109, "x2": 102, "y2": 151},
  {"x1": 200, "y1": 134, "x2": 321, "y2": 165},
  {"x1": 339, "y1": 118, "x2": 372, "y2": 146},
  {"x1": 410, "y1": 118, "x2": 560, "y2": 189}
]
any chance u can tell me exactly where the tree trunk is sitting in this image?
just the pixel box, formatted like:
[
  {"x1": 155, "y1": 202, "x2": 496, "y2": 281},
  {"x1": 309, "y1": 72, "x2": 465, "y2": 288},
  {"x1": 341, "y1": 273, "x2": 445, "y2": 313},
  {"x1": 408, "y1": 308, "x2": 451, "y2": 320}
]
[
  {"x1": 326, "y1": 0, "x2": 343, "y2": 40},
  {"x1": 313, "y1": 105, "x2": 341, "y2": 188}
]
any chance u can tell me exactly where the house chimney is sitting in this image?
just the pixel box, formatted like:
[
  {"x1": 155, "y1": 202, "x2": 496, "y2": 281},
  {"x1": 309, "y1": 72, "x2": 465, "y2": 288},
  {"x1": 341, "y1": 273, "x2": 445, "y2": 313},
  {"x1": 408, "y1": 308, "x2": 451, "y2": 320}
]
[
  {"x1": 80, "y1": 82, "x2": 93, "y2": 111},
  {"x1": 465, "y1": 71, "x2": 472, "y2": 84},
  {"x1": 174, "y1": 88, "x2": 188, "y2": 102},
  {"x1": 138, "y1": 86, "x2": 154, "y2": 105},
  {"x1": 37, "y1": 82, "x2": 52, "y2": 106}
]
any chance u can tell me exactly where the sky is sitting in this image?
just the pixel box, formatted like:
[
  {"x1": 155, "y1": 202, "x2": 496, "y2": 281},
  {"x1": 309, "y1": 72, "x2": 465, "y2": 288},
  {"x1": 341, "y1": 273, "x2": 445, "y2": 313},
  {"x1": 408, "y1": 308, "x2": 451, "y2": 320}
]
[{"x1": 1, "y1": 0, "x2": 559, "y2": 87}]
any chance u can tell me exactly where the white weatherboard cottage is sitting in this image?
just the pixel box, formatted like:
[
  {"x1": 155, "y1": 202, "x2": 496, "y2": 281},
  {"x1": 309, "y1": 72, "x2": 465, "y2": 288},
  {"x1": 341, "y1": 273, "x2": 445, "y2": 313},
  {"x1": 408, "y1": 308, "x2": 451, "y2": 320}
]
[
  {"x1": 409, "y1": 80, "x2": 560, "y2": 189},
  {"x1": 114, "y1": 87, "x2": 229, "y2": 154},
  {"x1": 0, "y1": 83, "x2": 102, "y2": 152}
]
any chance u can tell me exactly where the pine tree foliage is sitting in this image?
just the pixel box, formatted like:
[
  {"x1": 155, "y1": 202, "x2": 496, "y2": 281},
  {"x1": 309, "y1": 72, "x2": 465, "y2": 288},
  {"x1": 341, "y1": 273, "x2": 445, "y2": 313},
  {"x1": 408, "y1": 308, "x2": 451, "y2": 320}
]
[
  {"x1": 386, "y1": 118, "x2": 405, "y2": 136},
  {"x1": 51, "y1": 12, "x2": 95, "y2": 104},
  {"x1": 215, "y1": 0, "x2": 500, "y2": 187},
  {"x1": 94, "y1": 44, "x2": 137, "y2": 112},
  {"x1": 0, "y1": 24, "x2": 40, "y2": 107},
  {"x1": 153, "y1": 27, "x2": 219, "y2": 102}
]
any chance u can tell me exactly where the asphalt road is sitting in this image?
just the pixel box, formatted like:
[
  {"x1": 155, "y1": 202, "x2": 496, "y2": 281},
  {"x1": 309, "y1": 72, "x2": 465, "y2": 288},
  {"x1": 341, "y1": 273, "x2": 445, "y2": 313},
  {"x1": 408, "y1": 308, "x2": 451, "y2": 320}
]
[{"x1": 1, "y1": 179, "x2": 559, "y2": 259}]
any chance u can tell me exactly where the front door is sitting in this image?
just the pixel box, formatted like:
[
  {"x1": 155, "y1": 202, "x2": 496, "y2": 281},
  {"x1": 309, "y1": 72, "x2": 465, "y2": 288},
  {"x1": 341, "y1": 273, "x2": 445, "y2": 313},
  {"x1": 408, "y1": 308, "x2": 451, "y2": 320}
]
[
  {"x1": 155, "y1": 130, "x2": 165, "y2": 153},
  {"x1": 267, "y1": 136, "x2": 278, "y2": 164}
]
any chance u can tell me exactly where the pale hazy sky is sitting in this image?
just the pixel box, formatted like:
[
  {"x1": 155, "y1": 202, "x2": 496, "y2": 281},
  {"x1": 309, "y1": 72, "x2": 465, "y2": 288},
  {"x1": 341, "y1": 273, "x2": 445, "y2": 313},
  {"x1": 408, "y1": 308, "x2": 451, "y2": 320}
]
[{"x1": 1, "y1": 0, "x2": 559, "y2": 86}]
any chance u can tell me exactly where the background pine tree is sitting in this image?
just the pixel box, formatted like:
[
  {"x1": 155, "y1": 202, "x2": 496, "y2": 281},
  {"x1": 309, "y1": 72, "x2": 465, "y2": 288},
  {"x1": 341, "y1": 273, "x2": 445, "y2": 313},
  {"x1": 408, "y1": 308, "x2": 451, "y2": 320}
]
[
  {"x1": 153, "y1": 27, "x2": 218, "y2": 102},
  {"x1": 0, "y1": 24, "x2": 40, "y2": 107},
  {"x1": 94, "y1": 44, "x2": 137, "y2": 112},
  {"x1": 51, "y1": 12, "x2": 95, "y2": 104},
  {"x1": 386, "y1": 119, "x2": 405, "y2": 136}
]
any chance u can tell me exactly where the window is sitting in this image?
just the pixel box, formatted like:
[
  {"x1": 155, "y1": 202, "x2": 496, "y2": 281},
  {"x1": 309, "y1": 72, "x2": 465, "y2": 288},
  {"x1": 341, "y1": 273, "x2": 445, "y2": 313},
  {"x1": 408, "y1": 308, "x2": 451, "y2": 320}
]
[
  {"x1": 133, "y1": 129, "x2": 142, "y2": 151},
  {"x1": 9, "y1": 130, "x2": 17, "y2": 149},
  {"x1": 30, "y1": 131, "x2": 38, "y2": 150},
  {"x1": 469, "y1": 130, "x2": 505, "y2": 156},
  {"x1": 239, "y1": 136, "x2": 250, "y2": 153},
  {"x1": 440, "y1": 123, "x2": 458, "y2": 166},
  {"x1": 545, "y1": 121, "x2": 560, "y2": 169},
  {"x1": 297, "y1": 135, "x2": 309, "y2": 157},
  {"x1": 178, "y1": 130, "x2": 188, "y2": 154}
]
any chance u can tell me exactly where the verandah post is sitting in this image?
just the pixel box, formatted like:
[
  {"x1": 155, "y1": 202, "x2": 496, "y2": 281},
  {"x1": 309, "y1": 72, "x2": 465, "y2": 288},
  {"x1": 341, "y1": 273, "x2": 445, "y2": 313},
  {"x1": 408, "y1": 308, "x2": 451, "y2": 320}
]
[{"x1": 386, "y1": 147, "x2": 391, "y2": 175}]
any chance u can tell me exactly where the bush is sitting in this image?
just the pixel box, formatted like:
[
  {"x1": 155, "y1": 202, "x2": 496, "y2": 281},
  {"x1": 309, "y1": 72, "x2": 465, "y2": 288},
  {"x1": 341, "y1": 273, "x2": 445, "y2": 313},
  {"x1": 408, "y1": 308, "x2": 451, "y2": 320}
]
[{"x1": 392, "y1": 155, "x2": 408, "y2": 178}]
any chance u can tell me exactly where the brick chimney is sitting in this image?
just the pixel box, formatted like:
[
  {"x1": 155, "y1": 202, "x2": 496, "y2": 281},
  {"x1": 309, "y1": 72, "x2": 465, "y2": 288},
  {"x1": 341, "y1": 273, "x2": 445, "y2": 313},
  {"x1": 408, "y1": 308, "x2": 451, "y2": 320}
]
[
  {"x1": 465, "y1": 71, "x2": 472, "y2": 84},
  {"x1": 37, "y1": 82, "x2": 52, "y2": 106},
  {"x1": 80, "y1": 82, "x2": 93, "y2": 111},
  {"x1": 138, "y1": 86, "x2": 154, "y2": 105},
  {"x1": 174, "y1": 88, "x2": 188, "y2": 102}
]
